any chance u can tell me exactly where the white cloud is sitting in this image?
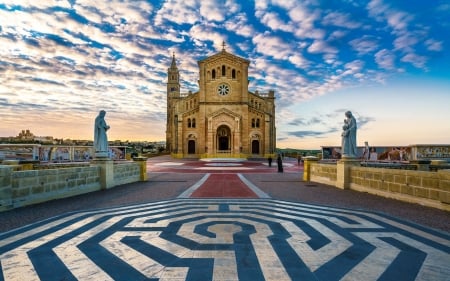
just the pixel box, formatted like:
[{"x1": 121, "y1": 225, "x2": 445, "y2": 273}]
[
  {"x1": 349, "y1": 36, "x2": 379, "y2": 55},
  {"x1": 322, "y1": 12, "x2": 362, "y2": 29},
  {"x1": 374, "y1": 49, "x2": 396, "y2": 70},
  {"x1": 307, "y1": 40, "x2": 338, "y2": 54},
  {"x1": 401, "y1": 53, "x2": 427, "y2": 69},
  {"x1": 425, "y1": 39, "x2": 443, "y2": 51}
]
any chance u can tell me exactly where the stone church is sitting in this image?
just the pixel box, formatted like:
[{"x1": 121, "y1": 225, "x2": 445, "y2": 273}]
[{"x1": 166, "y1": 44, "x2": 276, "y2": 158}]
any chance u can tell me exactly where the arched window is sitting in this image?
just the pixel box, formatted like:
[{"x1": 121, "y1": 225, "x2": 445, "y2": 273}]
[
  {"x1": 192, "y1": 118, "x2": 196, "y2": 128},
  {"x1": 187, "y1": 118, "x2": 191, "y2": 128},
  {"x1": 222, "y1": 65, "x2": 226, "y2": 76},
  {"x1": 256, "y1": 118, "x2": 260, "y2": 128},
  {"x1": 232, "y1": 69, "x2": 236, "y2": 79},
  {"x1": 212, "y1": 69, "x2": 216, "y2": 79},
  {"x1": 251, "y1": 118, "x2": 255, "y2": 128}
]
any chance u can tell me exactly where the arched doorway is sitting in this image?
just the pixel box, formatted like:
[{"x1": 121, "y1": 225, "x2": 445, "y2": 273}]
[
  {"x1": 252, "y1": 140, "x2": 260, "y2": 154},
  {"x1": 188, "y1": 140, "x2": 196, "y2": 154},
  {"x1": 216, "y1": 125, "x2": 231, "y2": 152}
]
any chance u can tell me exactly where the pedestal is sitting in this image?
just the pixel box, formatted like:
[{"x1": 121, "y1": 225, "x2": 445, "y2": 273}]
[
  {"x1": 336, "y1": 157, "x2": 360, "y2": 189},
  {"x1": 92, "y1": 157, "x2": 114, "y2": 190}
]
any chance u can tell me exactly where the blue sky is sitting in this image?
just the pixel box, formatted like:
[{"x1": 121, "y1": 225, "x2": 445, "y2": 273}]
[{"x1": 0, "y1": 0, "x2": 449, "y2": 149}]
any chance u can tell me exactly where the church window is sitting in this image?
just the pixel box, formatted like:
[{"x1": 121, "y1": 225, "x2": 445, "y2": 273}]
[
  {"x1": 187, "y1": 118, "x2": 192, "y2": 128},
  {"x1": 222, "y1": 65, "x2": 226, "y2": 76},
  {"x1": 232, "y1": 69, "x2": 236, "y2": 79},
  {"x1": 212, "y1": 69, "x2": 216, "y2": 79},
  {"x1": 251, "y1": 118, "x2": 255, "y2": 128},
  {"x1": 256, "y1": 118, "x2": 260, "y2": 128},
  {"x1": 192, "y1": 118, "x2": 196, "y2": 128}
]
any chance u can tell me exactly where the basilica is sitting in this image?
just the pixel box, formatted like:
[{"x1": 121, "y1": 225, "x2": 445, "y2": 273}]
[{"x1": 166, "y1": 45, "x2": 276, "y2": 158}]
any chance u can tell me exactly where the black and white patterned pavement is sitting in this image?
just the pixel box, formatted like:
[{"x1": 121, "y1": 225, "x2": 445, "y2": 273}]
[{"x1": 1, "y1": 198, "x2": 449, "y2": 281}]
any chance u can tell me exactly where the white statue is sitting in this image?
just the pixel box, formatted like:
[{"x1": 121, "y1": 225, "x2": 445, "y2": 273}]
[
  {"x1": 94, "y1": 110, "x2": 110, "y2": 154},
  {"x1": 341, "y1": 111, "x2": 357, "y2": 158}
]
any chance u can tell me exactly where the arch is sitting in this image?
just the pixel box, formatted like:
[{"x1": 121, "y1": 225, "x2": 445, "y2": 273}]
[
  {"x1": 222, "y1": 65, "x2": 226, "y2": 76},
  {"x1": 232, "y1": 69, "x2": 236, "y2": 79},
  {"x1": 217, "y1": 125, "x2": 231, "y2": 151},
  {"x1": 212, "y1": 69, "x2": 216, "y2": 79},
  {"x1": 188, "y1": 140, "x2": 196, "y2": 154},
  {"x1": 252, "y1": 140, "x2": 260, "y2": 154},
  {"x1": 192, "y1": 118, "x2": 196, "y2": 128}
]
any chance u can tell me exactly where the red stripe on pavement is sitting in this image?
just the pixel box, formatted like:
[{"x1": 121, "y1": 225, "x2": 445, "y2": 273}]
[{"x1": 190, "y1": 174, "x2": 258, "y2": 198}]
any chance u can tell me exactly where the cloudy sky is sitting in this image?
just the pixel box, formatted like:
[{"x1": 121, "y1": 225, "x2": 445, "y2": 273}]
[{"x1": 1, "y1": 0, "x2": 449, "y2": 149}]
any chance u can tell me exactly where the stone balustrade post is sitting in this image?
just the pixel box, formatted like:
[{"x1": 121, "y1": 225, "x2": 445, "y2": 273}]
[
  {"x1": 336, "y1": 157, "x2": 360, "y2": 189},
  {"x1": 133, "y1": 157, "x2": 148, "y2": 181},
  {"x1": 0, "y1": 165, "x2": 13, "y2": 211},
  {"x1": 438, "y1": 169, "x2": 450, "y2": 204},
  {"x1": 303, "y1": 156, "x2": 319, "y2": 182},
  {"x1": 91, "y1": 158, "x2": 114, "y2": 190}
]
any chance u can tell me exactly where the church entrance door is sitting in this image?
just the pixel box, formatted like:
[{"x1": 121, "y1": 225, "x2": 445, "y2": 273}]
[
  {"x1": 216, "y1": 125, "x2": 231, "y2": 153},
  {"x1": 188, "y1": 140, "x2": 195, "y2": 154},
  {"x1": 252, "y1": 140, "x2": 260, "y2": 154}
]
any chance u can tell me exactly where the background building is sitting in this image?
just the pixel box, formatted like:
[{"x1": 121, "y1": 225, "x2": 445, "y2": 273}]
[{"x1": 166, "y1": 45, "x2": 276, "y2": 158}]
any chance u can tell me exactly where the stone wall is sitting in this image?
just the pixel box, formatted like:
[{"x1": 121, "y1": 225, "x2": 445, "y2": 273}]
[
  {"x1": 349, "y1": 167, "x2": 450, "y2": 211},
  {"x1": 308, "y1": 162, "x2": 450, "y2": 211},
  {"x1": 0, "y1": 160, "x2": 147, "y2": 212},
  {"x1": 310, "y1": 163, "x2": 337, "y2": 186},
  {"x1": 113, "y1": 162, "x2": 140, "y2": 186}
]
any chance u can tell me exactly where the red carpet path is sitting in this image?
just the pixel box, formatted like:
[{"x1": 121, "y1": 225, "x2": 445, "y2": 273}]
[{"x1": 190, "y1": 174, "x2": 258, "y2": 198}]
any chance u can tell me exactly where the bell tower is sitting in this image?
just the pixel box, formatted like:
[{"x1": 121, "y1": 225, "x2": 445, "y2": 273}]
[{"x1": 166, "y1": 53, "x2": 180, "y2": 153}]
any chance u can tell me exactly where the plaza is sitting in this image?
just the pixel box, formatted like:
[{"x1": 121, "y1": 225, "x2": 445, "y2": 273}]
[{"x1": 0, "y1": 156, "x2": 449, "y2": 280}]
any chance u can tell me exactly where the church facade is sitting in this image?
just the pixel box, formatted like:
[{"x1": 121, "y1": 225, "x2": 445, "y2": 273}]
[{"x1": 166, "y1": 46, "x2": 276, "y2": 158}]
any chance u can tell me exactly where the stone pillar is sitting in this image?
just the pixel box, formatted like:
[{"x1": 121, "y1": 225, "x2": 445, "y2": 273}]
[
  {"x1": 438, "y1": 169, "x2": 450, "y2": 204},
  {"x1": 91, "y1": 158, "x2": 114, "y2": 190},
  {"x1": 0, "y1": 165, "x2": 13, "y2": 211},
  {"x1": 133, "y1": 157, "x2": 148, "y2": 181},
  {"x1": 336, "y1": 157, "x2": 360, "y2": 189},
  {"x1": 303, "y1": 156, "x2": 319, "y2": 182}
]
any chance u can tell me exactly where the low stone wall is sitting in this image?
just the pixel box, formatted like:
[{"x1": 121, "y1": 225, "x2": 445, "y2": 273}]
[
  {"x1": 349, "y1": 167, "x2": 450, "y2": 211},
  {"x1": 308, "y1": 161, "x2": 450, "y2": 211},
  {"x1": 113, "y1": 162, "x2": 140, "y2": 186},
  {"x1": 310, "y1": 163, "x2": 337, "y2": 186},
  {"x1": 1, "y1": 166, "x2": 101, "y2": 210},
  {"x1": 0, "y1": 159, "x2": 147, "y2": 212}
]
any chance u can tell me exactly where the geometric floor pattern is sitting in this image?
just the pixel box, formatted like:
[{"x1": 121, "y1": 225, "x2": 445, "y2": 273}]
[{"x1": 1, "y1": 199, "x2": 449, "y2": 281}]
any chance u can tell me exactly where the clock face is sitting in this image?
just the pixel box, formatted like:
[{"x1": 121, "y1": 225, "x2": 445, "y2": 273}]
[{"x1": 217, "y1": 84, "x2": 230, "y2": 96}]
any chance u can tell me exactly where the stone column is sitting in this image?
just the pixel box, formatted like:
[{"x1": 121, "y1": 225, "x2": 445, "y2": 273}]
[
  {"x1": 91, "y1": 158, "x2": 114, "y2": 190},
  {"x1": 303, "y1": 156, "x2": 319, "y2": 182},
  {"x1": 133, "y1": 157, "x2": 148, "y2": 181},
  {"x1": 336, "y1": 157, "x2": 360, "y2": 189}
]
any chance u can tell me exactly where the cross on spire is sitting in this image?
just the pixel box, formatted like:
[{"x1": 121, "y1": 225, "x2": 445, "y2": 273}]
[{"x1": 222, "y1": 40, "x2": 226, "y2": 51}]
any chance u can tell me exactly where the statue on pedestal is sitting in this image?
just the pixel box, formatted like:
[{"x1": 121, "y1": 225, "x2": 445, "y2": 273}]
[
  {"x1": 341, "y1": 111, "x2": 357, "y2": 158},
  {"x1": 94, "y1": 110, "x2": 110, "y2": 157}
]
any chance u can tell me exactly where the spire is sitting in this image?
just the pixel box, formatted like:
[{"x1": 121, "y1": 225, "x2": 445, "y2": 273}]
[{"x1": 170, "y1": 52, "x2": 177, "y2": 68}]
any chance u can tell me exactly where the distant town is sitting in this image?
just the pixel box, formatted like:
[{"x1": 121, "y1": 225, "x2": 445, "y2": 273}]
[{"x1": 0, "y1": 129, "x2": 166, "y2": 156}]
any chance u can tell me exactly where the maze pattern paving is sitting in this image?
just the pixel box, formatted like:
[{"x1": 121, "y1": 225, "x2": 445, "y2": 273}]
[{"x1": 1, "y1": 199, "x2": 449, "y2": 281}]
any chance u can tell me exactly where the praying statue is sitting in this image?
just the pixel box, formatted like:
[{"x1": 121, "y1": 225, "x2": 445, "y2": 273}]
[
  {"x1": 341, "y1": 110, "x2": 357, "y2": 158},
  {"x1": 94, "y1": 110, "x2": 110, "y2": 154}
]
